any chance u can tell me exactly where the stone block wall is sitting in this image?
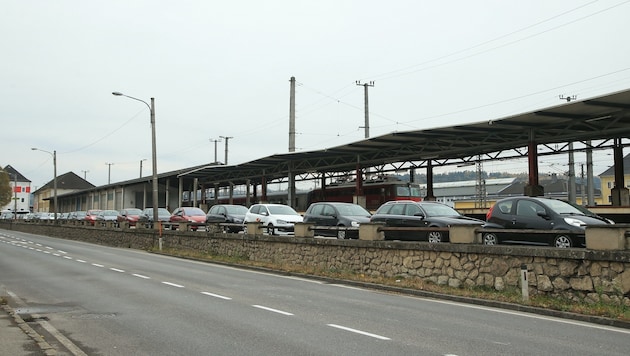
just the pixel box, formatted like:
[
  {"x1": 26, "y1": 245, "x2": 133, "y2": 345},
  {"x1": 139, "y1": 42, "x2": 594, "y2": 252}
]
[{"x1": 2, "y1": 221, "x2": 629, "y2": 305}]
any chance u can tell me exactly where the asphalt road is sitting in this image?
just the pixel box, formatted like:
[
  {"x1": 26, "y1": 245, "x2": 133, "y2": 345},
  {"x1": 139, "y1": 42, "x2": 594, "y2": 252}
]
[{"x1": 1, "y1": 228, "x2": 629, "y2": 356}]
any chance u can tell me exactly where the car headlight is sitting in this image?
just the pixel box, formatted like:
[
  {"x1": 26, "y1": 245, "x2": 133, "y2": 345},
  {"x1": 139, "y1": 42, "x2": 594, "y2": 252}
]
[
  {"x1": 350, "y1": 221, "x2": 360, "y2": 227},
  {"x1": 277, "y1": 219, "x2": 287, "y2": 225},
  {"x1": 233, "y1": 218, "x2": 243, "y2": 223},
  {"x1": 564, "y1": 217, "x2": 586, "y2": 228}
]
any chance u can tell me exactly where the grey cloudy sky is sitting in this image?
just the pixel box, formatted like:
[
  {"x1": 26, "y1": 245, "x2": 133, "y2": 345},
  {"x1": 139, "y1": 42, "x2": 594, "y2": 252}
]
[{"x1": 2, "y1": 0, "x2": 630, "y2": 189}]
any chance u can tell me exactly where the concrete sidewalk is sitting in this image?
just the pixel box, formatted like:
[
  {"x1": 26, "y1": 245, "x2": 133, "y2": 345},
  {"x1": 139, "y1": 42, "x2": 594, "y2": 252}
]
[{"x1": 0, "y1": 303, "x2": 53, "y2": 355}]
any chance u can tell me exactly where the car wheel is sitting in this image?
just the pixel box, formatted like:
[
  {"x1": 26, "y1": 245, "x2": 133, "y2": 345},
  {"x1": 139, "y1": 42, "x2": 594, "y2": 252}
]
[
  {"x1": 427, "y1": 231, "x2": 443, "y2": 243},
  {"x1": 337, "y1": 227, "x2": 347, "y2": 239},
  {"x1": 242, "y1": 225, "x2": 248, "y2": 234},
  {"x1": 554, "y1": 234, "x2": 573, "y2": 248},
  {"x1": 267, "y1": 224, "x2": 275, "y2": 235},
  {"x1": 482, "y1": 232, "x2": 498, "y2": 245}
]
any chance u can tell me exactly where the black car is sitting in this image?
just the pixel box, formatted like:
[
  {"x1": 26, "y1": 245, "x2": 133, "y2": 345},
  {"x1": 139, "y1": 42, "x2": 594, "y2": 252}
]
[
  {"x1": 303, "y1": 202, "x2": 371, "y2": 239},
  {"x1": 206, "y1": 204, "x2": 248, "y2": 232},
  {"x1": 137, "y1": 208, "x2": 172, "y2": 227},
  {"x1": 370, "y1": 201, "x2": 483, "y2": 242},
  {"x1": 482, "y1": 196, "x2": 613, "y2": 248}
]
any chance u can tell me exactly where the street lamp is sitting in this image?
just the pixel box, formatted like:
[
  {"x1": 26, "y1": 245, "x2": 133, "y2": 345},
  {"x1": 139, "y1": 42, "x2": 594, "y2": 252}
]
[
  {"x1": 112, "y1": 92, "x2": 159, "y2": 228},
  {"x1": 31, "y1": 148, "x2": 57, "y2": 222}
]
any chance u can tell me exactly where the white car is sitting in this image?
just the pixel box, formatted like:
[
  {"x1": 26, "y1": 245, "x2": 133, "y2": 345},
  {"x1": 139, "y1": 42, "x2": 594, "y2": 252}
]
[{"x1": 243, "y1": 204, "x2": 303, "y2": 235}]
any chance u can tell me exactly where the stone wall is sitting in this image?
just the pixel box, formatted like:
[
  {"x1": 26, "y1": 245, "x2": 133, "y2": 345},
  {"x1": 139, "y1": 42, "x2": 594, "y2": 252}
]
[{"x1": 2, "y1": 221, "x2": 629, "y2": 305}]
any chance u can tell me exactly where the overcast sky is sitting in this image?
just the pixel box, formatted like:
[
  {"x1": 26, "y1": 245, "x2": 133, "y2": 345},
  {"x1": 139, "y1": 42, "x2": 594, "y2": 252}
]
[{"x1": 2, "y1": 0, "x2": 630, "y2": 189}]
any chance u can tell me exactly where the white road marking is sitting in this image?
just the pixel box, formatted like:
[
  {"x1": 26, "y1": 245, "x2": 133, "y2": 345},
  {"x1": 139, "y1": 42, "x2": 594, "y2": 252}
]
[
  {"x1": 57, "y1": 250, "x2": 67, "y2": 254},
  {"x1": 110, "y1": 268, "x2": 125, "y2": 273},
  {"x1": 53, "y1": 253, "x2": 61, "y2": 257},
  {"x1": 132, "y1": 274, "x2": 151, "y2": 279},
  {"x1": 201, "y1": 292, "x2": 232, "y2": 300},
  {"x1": 327, "y1": 324, "x2": 390, "y2": 340},
  {"x1": 252, "y1": 305, "x2": 293, "y2": 316},
  {"x1": 162, "y1": 281, "x2": 184, "y2": 288},
  {"x1": 91, "y1": 263, "x2": 104, "y2": 268},
  {"x1": 76, "y1": 259, "x2": 86, "y2": 263},
  {"x1": 63, "y1": 256, "x2": 73, "y2": 260}
]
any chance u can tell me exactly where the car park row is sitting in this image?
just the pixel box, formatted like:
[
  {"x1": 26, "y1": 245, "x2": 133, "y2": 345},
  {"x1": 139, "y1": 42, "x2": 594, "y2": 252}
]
[{"x1": 3, "y1": 197, "x2": 618, "y2": 248}]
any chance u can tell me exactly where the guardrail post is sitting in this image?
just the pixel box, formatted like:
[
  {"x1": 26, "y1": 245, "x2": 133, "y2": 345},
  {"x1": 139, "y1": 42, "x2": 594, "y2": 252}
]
[
  {"x1": 449, "y1": 224, "x2": 481, "y2": 244},
  {"x1": 585, "y1": 225, "x2": 629, "y2": 250},
  {"x1": 245, "y1": 222, "x2": 264, "y2": 236},
  {"x1": 294, "y1": 223, "x2": 314, "y2": 238},
  {"x1": 359, "y1": 222, "x2": 385, "y2": 241}
]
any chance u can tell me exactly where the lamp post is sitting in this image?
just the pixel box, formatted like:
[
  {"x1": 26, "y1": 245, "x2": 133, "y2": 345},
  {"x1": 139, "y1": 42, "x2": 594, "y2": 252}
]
[
  {"x1": 31, "y1": 148, "x2": 57, "y2": 222},
  {"x1": 112, "y1": 92, "x2": 159, "y2": 229}
]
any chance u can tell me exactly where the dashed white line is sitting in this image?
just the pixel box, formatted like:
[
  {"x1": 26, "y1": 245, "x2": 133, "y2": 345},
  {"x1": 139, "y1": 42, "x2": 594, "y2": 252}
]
[
  {"x1": 132, "y1": 274, "x2": 151, "y2": 279},
  {"x1": 162, "y1": 282, "x2": 184, "y2": 288},
  {"x1": 252, "y1": 305, "x2": 294, "y2": 316},
  {"x1": 76, "y1": 259, "x2": 86, "y2": 263},
  {"x1": 110, "y1": 268, "x2": 125, "y2": 273},
  {"x1": 53, "y1": 253, "x2": 61, "y2": 257},
  {"x1": 327, "y1": 324, "x2": 390, "y2": 340},
  {"x1": 201, "y1": 292, "x2": 232, "y2": 300},
  {"x1": 92, "y1": 263, "x2": 105, "y2": 268},
  {"x1": 63, "y1": 256, "x2": 73, "y2": 260}
]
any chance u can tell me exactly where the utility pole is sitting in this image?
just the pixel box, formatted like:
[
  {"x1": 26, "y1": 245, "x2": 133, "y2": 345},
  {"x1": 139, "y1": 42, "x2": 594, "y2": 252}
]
[
  {"x1": 210, "y1": 138, "x2": 221, "y2": 164},
  {"x1": 289, "y1": 76, "x2": 296, "y2": 152},
  {"x1": 356, "y1": 80, "x2": 375, "y2": 138},
  {"x1": 219, "y1": 136, "x2": 233, "y2": 165},
  {"x1": 105, "y1": 162, "x2": 114, "y2": 184},
  {"x1": 81, "y1": 170, "x2": 89, "y2": 180}
]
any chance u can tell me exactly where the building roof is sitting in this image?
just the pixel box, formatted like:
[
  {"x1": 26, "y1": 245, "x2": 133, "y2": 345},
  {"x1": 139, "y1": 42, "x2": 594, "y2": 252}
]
[
  {"x1": 598, "y1": 153, "x2": 630, "y2": 176},
  {"x1": 33, "y1": 171, "x2": 95, "y2": 194},
  {"x1": 1, "y1": 165, "x2": 30, "y2": 182}
]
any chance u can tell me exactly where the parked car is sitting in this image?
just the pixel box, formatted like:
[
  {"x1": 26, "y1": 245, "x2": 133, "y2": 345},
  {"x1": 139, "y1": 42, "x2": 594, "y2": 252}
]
[
  {"x1": 69, "y1": 211, "x2": 86, "y2": 221},
  {"x1": 482, "y1": 196, "x2": 613, "y2": 248},
  {"x1": 370, "y1": 200, "x2": 484, "y2": 242},
  {"x1": 95, "y1": 210, "x2": 120, "y2": 224},
  {"x1": 243, "y1": 203, "x2": 303, "y2": 235},
  {"x1": 206, "y1": 204, "x2": 248, "y2": 233},
  {"x1": 83, "y1": 210, "x2": 102, "y2": 225},
  {"x1": 117, "y1": 208, "x2": 144, "y2": 227},
  {"x1": 137, "y1": 207, "x2": 172, "y2": 227},
  {"x1": 169, "y1": 207, "x2": 207, "y2": 231},
  {"x1": 303, "y1": 202, "x2": 371, "y2": 239}
]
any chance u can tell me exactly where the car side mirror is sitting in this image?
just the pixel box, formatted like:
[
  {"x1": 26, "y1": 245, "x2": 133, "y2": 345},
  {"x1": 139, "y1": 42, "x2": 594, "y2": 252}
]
[
  {"x1": 536, "y1": 211, "x2": 550, "y2": 219},
  {"x1": 413, "y1": 212, "x2": 425, "y2": 219}
]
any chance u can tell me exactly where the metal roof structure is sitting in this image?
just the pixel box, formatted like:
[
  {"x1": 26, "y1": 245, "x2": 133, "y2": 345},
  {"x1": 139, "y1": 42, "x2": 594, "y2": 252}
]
[{"x1": 177, "y1": 89, "x2": 630, "y2": 188}]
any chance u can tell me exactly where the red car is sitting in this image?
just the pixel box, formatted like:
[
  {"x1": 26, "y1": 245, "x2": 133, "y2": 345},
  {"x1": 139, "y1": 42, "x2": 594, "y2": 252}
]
[
  {"x1": 84, "y1": 210, "x2": 102, "y2": 226},
  {"x1": 169, "y1": 207, "x2": 207, "y2": 231},
  {"x1": 117, "y1": 208, "x2": 144, "y2": 227}
]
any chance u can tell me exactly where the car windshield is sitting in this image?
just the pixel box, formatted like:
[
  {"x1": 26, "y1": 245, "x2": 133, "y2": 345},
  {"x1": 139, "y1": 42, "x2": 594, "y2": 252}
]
[
  {"x1": 267, "y1": 205, "x2": 298, "y2": 215},
  {"x1": 184, "y1": 208, "x2": 205, "y2": 216},
  {"x1": 396, "y1": 185, "x2": 423, "y2": 198},
  {"x1": 125, "y1": 209, "x2": 143, "y2": 215},
  {"x1": 335, "y1": 204, "x2": 371, "y2": 216},
  {"x1": 544, "y1": 199, "x2": 584, "y2": 215},
  {"x1": 421, "y1": 203, "x2": 460, "y2": 217},
  {"x1": 225, "y1": 205, "x2": 248, "y2": 214},
  {"x1": 103, "y1": 210, "x2": 118, "y2": 216}
]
